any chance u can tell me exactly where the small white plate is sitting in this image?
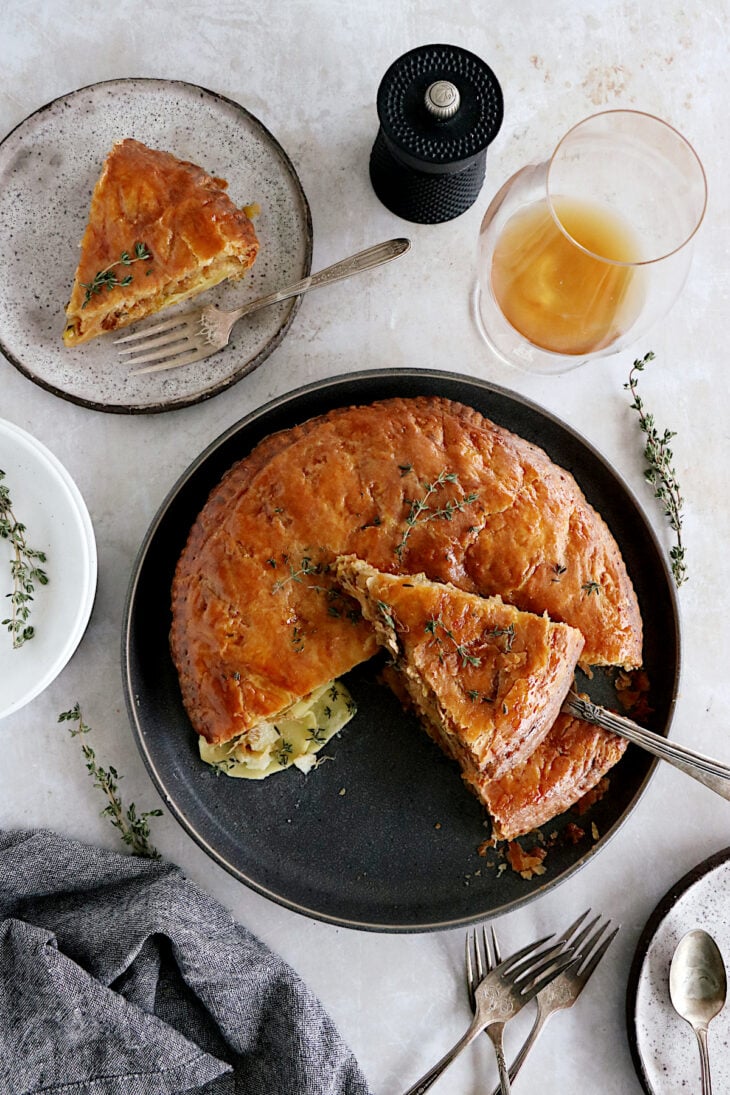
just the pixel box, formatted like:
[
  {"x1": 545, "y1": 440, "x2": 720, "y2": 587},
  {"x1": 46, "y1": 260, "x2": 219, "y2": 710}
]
[
  {"x1": 628, "y1": 847, "x2": 730, "y2": 1093},
  {"x1": 0, "y1": 419, "x2": 97, "y2": 719}
]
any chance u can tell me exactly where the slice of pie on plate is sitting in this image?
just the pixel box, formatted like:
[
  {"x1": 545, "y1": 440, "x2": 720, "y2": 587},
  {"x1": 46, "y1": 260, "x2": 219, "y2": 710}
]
[
  {"x1": 334, "y1": 556, "x2": 585, "y2": 780},
  {"x1": 63, "y1": 138, "x2": 259, "y2": 346}
]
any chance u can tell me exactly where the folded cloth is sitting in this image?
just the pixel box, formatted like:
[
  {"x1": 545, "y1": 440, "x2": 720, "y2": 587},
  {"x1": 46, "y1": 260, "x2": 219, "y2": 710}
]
[{"x1": 0, "y1": 829, "x2": 371, "y2": 1095}]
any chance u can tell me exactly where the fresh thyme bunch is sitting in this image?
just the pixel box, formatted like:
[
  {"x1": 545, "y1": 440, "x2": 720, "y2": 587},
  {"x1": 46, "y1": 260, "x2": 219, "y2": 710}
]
[
  {"x1": 0, "y1": 469, "x2": 49, "y2": 648},
  {"x1": 59, "y1": 704, "x2": 163, "y2": 859},
  {"x1": 625, "y1": 352, "x2": 687, "y2": 586}
]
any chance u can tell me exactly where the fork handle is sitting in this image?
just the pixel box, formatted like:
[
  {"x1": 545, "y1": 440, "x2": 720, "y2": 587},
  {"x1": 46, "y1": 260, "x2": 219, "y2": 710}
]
[
  {"x1": 485, "y1": 1022, "x2": 511, "y2": 1094},
  {"x1": 563, "y1": 693, "x2": 730, "y2": 802},
  {"x1": 488, "y1": 1010, "x2": 550, "y2": 1095},
  {"x1": 229, "y1": 237, "x2": 410, "y2": 324},
  {"x1": 403, "y1": 1013, "x2": 485, "y2": 1094}
]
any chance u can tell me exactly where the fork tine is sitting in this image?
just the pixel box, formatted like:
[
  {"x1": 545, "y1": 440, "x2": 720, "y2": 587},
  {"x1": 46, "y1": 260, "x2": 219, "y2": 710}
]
[
  {"x1": 512, "y1": 943, "x2": 575, "y2": 987},
  {"x1": 507, "y1": 938, "x2": 565, "y2": 980},
  {"x1": 465, "y1": 932, "x2": 477, "y2": 1009},
  {"x1": 114, "y1": 315, "x2": 190, "y2": 343},
  {"x1": 557, "y1": 909, "x2": 591, "y2": 946},
  {"x1": 475, "y1": 929, "x2": 485, "y2": 981},
  {"x1": 567, "y1": 913, "x2": 603, "y2": 954},
  {"x1": 490, "y1": 925, "x2": 502, "y2": 966},
  {"x1": 498, "y1": 934, "x2": 554, "y2": 974},
  {"x1": 129, "y1": 346, "x2": 215, "y2": 376},
  {"x1": 521, "y1": 952, "x2": 578, "y2": 1000},
  {"x1": 122, "y1": 337, "x2": 194, "y2": 368},
  {"x1": 483, "y1": 925, "x2": 494, "y2": 973},
  {"x1": 576, "y1": 923, "x2": 619, "y2": 980},
  {"x1": 117, "y1": 330, "x2": 192, "y2": 357}
]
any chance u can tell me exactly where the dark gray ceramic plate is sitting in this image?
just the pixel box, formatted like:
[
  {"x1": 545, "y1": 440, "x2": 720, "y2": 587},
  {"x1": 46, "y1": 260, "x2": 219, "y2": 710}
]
[
  {"x1": 123, "y1": 369, "x2": 680, "y2": 930},
  {"x1": 0, "y1": 78, "x2": 312, "y2": 413}
]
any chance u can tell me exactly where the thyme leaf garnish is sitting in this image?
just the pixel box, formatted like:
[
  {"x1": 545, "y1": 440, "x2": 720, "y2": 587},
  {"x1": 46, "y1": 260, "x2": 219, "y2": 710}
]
[
  {"x1": 277, "y1": 739, "x2": 294, "y2": 766},
  {"x1": 467, "y1": 688, "x2": 496, "y2": 704},
  {"x1": 271, "y1": 553, "x2": 360, "y2": 623},
  {"x1": 581, "y1": 581, "x2": 601, "y2": 597},
  {"x1": 625, "y1": 351, "x2": 687, "y2": 586},
  {"x1": 0, "y1": 469, "x2": 48, "y2": 648},
  {"x1": 58, "y1": 704, "x2": 162, "y2": 858},
  {"x1": 395, "y1": 470, "x2": 478, "y2": 561},
  {"x1": 80, "y1": 241, "x2": 152, "y2": 308},
  {"x1": 360, "y1": 515, "x2": 382, "y2": 530},
  {"x1": 272, "y1": 555, "x2": 327, "y2": 593},
  {"x1": 377, "y1": 600, "x2": 395, "y2": 630},
  {"x1": 425, "y1": 614, "x2": 482, "y2": 668},
  {"x1": 485, "y1": 623, "x2": 516, "y2": 652}
]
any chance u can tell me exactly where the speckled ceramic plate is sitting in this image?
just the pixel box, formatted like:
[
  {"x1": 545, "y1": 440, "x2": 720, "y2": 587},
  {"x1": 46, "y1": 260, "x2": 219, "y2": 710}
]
[
  {"x1": 123, "y1": 370, "x2": 681, "y2": 931},
  {"x1": 0, "y1": 419, "x2": 97, "y2": 718},
  {"x1": 628, "y1": 848, "x2": 730, "y2": 1093},
  {"x1": 0, "y1": 79, "x2": 312, "y2": 413}
]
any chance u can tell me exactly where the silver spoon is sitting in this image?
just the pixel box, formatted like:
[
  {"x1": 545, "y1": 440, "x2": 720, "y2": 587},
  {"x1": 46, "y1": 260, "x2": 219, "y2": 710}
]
[{"x1": 669, "y1": 929, "x2": 727, "y2": 1094}]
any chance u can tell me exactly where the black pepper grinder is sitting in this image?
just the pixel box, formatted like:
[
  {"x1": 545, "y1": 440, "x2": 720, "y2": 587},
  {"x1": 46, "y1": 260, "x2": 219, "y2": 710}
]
[{"x1": 370, "y1": 44, "x2": 504, "y2": 224}]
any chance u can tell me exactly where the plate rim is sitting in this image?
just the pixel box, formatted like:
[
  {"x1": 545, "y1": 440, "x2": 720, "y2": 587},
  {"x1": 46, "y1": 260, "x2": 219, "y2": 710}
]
[
  {"x1": 0, "y1": 76, "x2": 313, "y2": 415},
  {"x1": 122, "y1": 367, "x2": 682, "y2": 931},
  {"x1": 0, "y1": 417, "x2": 98, "y2": 719},
  {"x1": 626, "y1": 845, "x2": 730, "y2": 1094}
]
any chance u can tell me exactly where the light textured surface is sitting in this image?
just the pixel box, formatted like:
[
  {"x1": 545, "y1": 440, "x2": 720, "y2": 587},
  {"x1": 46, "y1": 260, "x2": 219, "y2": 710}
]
[{"x1": 1, "y1": 2, "x2": 729, "y2": 1093}]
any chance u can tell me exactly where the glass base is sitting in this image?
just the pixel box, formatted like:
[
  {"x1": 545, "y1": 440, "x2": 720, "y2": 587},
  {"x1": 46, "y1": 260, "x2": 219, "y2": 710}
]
[{"x1": 471, "y1": 281, "x2": 595, "y2": 375}]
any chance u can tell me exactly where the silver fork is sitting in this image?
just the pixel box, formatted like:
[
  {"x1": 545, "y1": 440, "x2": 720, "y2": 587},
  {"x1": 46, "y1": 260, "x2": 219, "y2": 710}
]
[
  {"x1": 564, "y1": 691, "x2": 730, "y2": 802},
  {"x1": 466, "y1": 926, "x2": 515, "y2": 1094},
  {"x1": 115, "y1": 237, "x2": 410, "y2": 375},
  {"x1": 402, "y1": 931, "x2": 577, "y2": 1095},
  {"x1": 467, "y1": 912, "x2": 618, "y2": 1094}
]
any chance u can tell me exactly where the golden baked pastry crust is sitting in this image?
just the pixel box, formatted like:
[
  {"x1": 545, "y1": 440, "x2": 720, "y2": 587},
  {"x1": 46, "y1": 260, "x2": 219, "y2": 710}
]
[
  {"x1": 335, "y1": 557, "x2": 584, "y2": 779},
  {"x1": 171, "y1": 396, "x2": 643, "y2": 749},
  {"x1": 469, "y1": 710, "x2": 628, "y2": 841},
  {"x1": 63, "y1": 139, "x2": 259, "y2": 346}
]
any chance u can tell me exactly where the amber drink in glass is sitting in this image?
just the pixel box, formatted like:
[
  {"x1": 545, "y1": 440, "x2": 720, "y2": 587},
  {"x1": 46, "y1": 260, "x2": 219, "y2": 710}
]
[{"x1": 475, "y1": 111, "x2": 707, "y2": 373}]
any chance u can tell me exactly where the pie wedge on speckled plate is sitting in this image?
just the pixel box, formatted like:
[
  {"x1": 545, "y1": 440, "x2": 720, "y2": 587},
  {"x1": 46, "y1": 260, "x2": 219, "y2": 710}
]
[{"x1": 63, "y1": 139, "x2": 259, "y2": 346}]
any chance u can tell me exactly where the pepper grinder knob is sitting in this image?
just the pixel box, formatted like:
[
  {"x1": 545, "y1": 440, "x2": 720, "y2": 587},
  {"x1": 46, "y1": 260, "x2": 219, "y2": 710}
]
[
  {"x1": 370, "y1": 43, "x2": 503, "y2": 224},
  {"x1": 424, "y1": 80, "x2": 460, "y2": 120}
]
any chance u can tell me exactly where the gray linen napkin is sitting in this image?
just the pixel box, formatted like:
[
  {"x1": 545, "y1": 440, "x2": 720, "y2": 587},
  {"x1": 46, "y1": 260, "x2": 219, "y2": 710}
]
[{"x1": 0, "y1": 829, "x2": 371, "y2": 1095}]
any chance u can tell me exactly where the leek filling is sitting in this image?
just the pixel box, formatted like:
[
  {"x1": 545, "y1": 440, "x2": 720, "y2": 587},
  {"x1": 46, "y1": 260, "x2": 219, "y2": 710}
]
[{"x1": 199, "y1": 679, "x2": 356, "y2": 779}]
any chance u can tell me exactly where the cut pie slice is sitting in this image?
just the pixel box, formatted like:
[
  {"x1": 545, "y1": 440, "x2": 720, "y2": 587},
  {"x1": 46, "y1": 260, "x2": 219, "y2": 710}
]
[
  {"x1": 334, "y1": 556, "x2": 585, "y2": 780},
  {"x1": 381, "y1": 665, "x2": 626, "y2": 841},
  {"x1": 466, "y1": 708, "x2": 628, "y2": 841},
  {"x1": 63, "y1": 139, "x2": 259, "y2": 346}
]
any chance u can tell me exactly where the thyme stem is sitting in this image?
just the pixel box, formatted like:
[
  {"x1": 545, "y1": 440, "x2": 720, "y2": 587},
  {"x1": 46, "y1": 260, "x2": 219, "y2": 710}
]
[
  {"x1": 395, "y1": 470, "x2": 478, "y2": 561},
  {"x1": 0, "y1": 469, "x2": 48, "y2": 648},
  {"x1": 58, "y1": 704, "x2": 163, "y2": 859},
  {"x1": 625, "y1": 352, "x2": 687, "y2": 586},
  {"x1": 425, "y1": 614, "x2": 482, "y2": 668},
  {"x1": 81, "y1": 242, "x2": 152, "y2": 308}
]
